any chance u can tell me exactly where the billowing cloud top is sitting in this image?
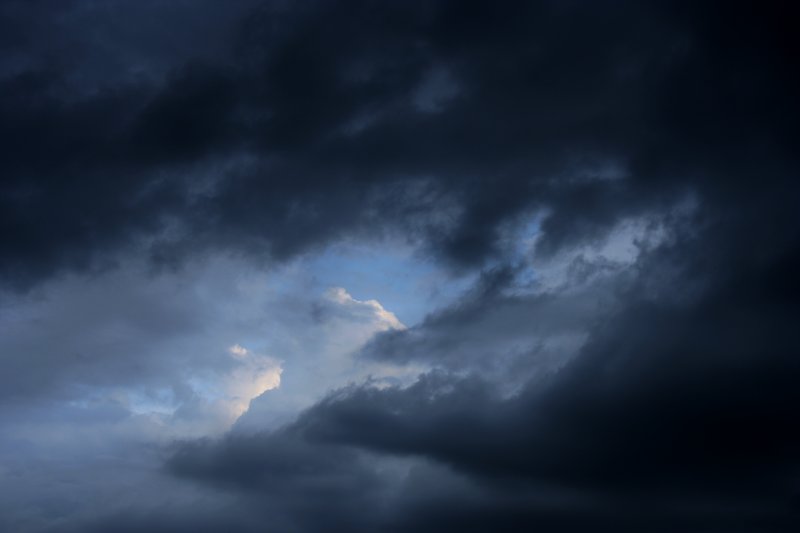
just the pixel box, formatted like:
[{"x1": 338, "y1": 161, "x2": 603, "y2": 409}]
[{"x1": 1, "y1": 1, "x2": 798, "y2": 532}]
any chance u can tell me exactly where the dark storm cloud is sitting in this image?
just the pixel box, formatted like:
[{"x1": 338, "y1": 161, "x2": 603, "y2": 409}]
[
  {"x1": 2, "y1": 0, "x2": 795, "y2": 288},
  {"x1": 166, "y1": 430, "x2": 393, "y2": 532},
  {"x1": 3, "y1": 0, "x2": 800, "y2": 531},
  {"x1": 167, "y1": 236, "x2": 800, "y2": 532}
]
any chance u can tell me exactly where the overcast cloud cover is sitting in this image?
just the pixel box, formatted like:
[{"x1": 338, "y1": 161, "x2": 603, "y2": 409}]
[{"x1": 1, "y1": 1, "x2": 799, "y2": 531}]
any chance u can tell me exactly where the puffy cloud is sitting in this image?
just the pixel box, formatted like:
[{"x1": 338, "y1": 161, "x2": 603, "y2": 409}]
[{"x1": 322, "y1": 287, "x2": 405, "y2": 331}]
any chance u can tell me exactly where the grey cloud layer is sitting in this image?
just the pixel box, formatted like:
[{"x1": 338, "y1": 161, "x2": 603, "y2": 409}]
[
  {"x1": 2, "y1": 0, "x2": 799, "y2": 531},
  {"x1": 168, "y1": 238, "x2": 800, "y2": 532}
]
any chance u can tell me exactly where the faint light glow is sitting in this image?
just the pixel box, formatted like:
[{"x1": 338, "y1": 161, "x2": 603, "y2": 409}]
[
  {"x1": 413, "y1": 67, "x2": 460, "y2": 113},
  {"x1": 228, "y1": 343, "x2": 248, "y2": 359}
]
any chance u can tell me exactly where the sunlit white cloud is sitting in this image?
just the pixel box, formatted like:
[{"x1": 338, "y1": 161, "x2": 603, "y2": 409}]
[
  {"x1": 324, "y1": 287, "x2": 406, "y2": 331},
  {"x1": 222, "y1": 344, "x2": 282, "y2": 418}
]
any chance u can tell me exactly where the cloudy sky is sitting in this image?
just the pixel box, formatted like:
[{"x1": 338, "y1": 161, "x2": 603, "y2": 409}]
[{"x1": 1, "y1": 1, "x2": 798, "y2": 531}]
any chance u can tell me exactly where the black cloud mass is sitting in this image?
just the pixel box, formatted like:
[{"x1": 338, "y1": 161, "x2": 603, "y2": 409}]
[{"x1": 1, "y1": 1, "x2": 799, "y2": 532}]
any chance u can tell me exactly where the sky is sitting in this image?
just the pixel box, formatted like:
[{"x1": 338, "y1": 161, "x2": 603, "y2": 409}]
[{"x1": 0, "y1": 1, "x2": 798, "y2": 531}]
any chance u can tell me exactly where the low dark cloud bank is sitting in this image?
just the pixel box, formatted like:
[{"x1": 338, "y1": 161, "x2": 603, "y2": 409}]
[{"x1": 2, "y1": 0, "x2": 799, "y2": 531}]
